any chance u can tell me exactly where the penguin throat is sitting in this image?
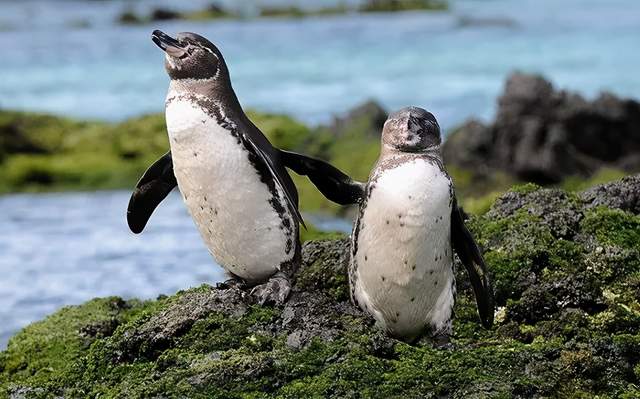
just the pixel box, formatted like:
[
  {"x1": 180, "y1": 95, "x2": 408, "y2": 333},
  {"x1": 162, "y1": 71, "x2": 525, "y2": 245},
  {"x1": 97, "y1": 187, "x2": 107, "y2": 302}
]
[{"x1": 382, "y1": 143, "x2": 441, "y2": 156}]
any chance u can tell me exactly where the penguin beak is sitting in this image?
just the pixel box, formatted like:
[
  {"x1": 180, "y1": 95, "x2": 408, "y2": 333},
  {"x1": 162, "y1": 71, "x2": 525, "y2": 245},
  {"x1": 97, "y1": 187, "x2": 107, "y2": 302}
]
[{"x1": 152, "y1": 30, "x2": 187, "y2": 58}]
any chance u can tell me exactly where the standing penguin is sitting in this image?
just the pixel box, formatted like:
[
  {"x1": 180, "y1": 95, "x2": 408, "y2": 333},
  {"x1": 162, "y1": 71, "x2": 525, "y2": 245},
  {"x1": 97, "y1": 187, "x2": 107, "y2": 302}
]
[
  {"x1": 128, "y1": 31, "x2": 331, "y2": 305},
  {"x1": 283, "y1": 107, "x2": 494, "y2": 341}
]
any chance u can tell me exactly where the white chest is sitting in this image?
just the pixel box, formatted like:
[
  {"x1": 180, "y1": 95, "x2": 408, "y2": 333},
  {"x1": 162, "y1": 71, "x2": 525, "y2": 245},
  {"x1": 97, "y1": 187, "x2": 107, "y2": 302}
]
[
  {"x1": 165, "y1": 98, "x2": 295, "y2": 283},
  {"x1": 351, "y1": 158, "x2": 454, "y2": 339}
]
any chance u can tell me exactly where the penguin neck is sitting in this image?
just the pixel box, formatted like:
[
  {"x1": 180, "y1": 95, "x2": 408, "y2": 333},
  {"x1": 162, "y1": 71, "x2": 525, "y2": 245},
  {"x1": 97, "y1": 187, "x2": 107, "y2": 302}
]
[
  {"x1": 167, "y1": 77, "x2": 244, "y2": 118},
  {"x1": 380, "y1": 143, "x2": 442, "y2": 160}
]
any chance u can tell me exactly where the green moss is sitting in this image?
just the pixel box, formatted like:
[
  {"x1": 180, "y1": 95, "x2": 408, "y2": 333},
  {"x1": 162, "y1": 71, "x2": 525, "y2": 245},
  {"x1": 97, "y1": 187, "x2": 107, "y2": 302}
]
[
  {"x1": 248, "y1": 110, "x2": 311, "y2": 151},
  {"x1": 360, "y1": 0, "x2": 448, "y2": 12},
  {"x1": 0, "y1": 297, "x2": 155, "y2": 396},
  {"x1": 460, "y1": 190, "x2": 503, "y2": 215},
  {"x1": 562, "y1": 168, "x2": 628, "y2": 192},
  {"x1": 259, "y1": 5, "x2": 350, "y2": 18},
  {"x1": 582, "y1": 207, "x2": 640, "y2": 250},
  {"x1": 4, "y1": 179, "x2": 640, "y2": 397},
  {"x1": 511, "y1": 182, "x2": 541, "y2": 194},
  {"x1": 299, "y1": 223, "x2": 346, "y2": 243},
  {"x1": 0, "y1": 109, "x2": 370, "y2": 219},
  {"x1": 182, "y1": 5, "x2": 235, "y2": 21}
]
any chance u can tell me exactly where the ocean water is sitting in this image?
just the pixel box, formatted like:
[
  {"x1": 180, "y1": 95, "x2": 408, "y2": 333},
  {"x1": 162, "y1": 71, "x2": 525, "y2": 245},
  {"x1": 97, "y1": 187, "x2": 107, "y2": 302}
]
[
  {"x1": 0, "y1": 0, "x2": 639, "y2": 129},
  {"x1": 0, "y1": 191, "x2": 351, "y2": 348},
  {"x1": 1, "y1": 0, "x2": 640, "y2": 348}
]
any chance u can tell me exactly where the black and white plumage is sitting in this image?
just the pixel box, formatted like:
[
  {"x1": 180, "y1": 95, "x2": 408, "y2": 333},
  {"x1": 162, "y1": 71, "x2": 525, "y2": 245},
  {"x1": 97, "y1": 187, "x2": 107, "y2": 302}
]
[
  {"x1": 286, "y1": 107, "x2": 494, "y2": 341},
  {"x1": 128, "y1": 31, "x2": 327, "y2": 305}
]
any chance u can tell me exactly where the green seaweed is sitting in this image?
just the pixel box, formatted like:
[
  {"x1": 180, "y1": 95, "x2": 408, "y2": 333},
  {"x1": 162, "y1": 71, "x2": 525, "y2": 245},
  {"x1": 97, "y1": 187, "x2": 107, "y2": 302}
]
[{"x1": 3, "y1": 180, "x2": 640, "y2": 397}]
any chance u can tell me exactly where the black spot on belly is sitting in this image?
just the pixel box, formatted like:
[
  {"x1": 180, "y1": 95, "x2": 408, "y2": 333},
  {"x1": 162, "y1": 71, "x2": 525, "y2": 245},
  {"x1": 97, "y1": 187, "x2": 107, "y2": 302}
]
[
  {"x1": 193, "y1": 151, "x2": 198, "y2": 157},
  {"x1": 381, "y1": 276, "x2": 386, "y2": 282},
  {"x1": 410, "y1": 297, "x2": 415, "y2": 302},
  {"x1": 400, "y1": 223, "x2": 404, "y2": 227},
  {"x1": 412, "y1": 264, "x2": 416, "y2": 270},
  {"x1": 429, "y1": 270, "x2": 434, "y2": 275},
  {"x1": 365, "y1": 255, "x2": 368, "y2": 261},
  {"x1": 434, "y1": 280, "x2": 438, "y2": 286},
  {"x1": 386, "y1": 220, "x2": 389, "y2": 225}
]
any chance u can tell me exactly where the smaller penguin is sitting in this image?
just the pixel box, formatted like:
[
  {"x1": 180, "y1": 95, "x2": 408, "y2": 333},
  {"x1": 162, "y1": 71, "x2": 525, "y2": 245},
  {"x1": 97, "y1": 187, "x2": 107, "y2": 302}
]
[{"x1": 284, "y1": 107, "x2": 494, "y2": 341}]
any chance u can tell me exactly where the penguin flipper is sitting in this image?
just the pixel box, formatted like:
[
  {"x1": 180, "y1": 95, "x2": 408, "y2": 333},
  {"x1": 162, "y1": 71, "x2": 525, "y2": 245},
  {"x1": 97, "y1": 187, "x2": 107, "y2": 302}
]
[
  {"x1": 451, "y1": 197, "x2": 495, "y2": 329},
  {"x1": 127, "y1": 151, "x2": 177, "y2": 234},
  {"x1": 243, "y1": 137, "x2": 306, "y2": 229},
  {"x1": 279, "y1": 150, "x2": 365, "y2": 205}
]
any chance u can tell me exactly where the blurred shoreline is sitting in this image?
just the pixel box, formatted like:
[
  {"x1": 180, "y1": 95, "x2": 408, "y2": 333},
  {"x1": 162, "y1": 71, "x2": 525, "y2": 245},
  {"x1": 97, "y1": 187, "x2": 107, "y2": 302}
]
[
  {"x1": 2, "y1": 0, "x2": 639, "y2": 127},
  {"x1": 2, "y1": 72, "x2": 639, "y2": 217}
]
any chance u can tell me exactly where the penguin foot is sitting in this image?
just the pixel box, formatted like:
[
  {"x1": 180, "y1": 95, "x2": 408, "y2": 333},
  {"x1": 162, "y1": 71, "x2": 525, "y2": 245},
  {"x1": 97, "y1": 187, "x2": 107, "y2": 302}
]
[
  {"x1": 250, "y1": 274, "x2": 291, "y2": 306},
  {"x1": 216, "y1": 277, "x2": 246, "y2": 290}
]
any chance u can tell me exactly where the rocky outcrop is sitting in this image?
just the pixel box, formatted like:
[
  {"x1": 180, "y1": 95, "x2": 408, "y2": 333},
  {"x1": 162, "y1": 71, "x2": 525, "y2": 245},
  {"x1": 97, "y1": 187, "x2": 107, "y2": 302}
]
[
  {"x1": 323, "y1": 99, "x2": 387, "y2": 139},
  {"x1": 2, "y1": 176, "x2": 640, "y2": 397},
  {"x1": 443, "y1": 72, "x2": 640, "y2": 183}
]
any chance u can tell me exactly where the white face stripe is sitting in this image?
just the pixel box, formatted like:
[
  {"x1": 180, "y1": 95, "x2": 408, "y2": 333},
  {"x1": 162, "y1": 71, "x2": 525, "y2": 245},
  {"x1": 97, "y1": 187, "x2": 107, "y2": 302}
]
[{"x1": 165, "y1": 53, "x2": 181, "y2": 70}]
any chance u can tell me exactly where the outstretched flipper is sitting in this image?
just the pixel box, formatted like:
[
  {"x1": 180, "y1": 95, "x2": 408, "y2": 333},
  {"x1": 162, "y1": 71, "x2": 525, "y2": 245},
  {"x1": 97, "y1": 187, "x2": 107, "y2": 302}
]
[
  {"x1": 242, "y1": 135, "x2": 306, "y2": 229},
  {"x1": 451, "y1": 197, "x2": 494, "y2": 329},
  {"x1": 279, "y1": 150, "x2": 365, "y2": 206},
  {"x1": 127, "y1": 152, "x2": 177, "y2": 234}
]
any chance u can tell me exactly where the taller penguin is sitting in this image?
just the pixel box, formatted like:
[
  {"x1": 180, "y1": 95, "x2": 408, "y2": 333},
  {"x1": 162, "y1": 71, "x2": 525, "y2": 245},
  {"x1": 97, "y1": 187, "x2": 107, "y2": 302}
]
[{"x1": 127, "y1": 31, "x2": 344, "y2": 305}]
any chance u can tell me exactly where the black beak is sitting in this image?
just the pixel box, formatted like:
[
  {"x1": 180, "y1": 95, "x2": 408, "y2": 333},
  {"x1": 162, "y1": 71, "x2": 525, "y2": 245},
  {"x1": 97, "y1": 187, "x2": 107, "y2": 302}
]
[{"x1": 152, "y1": 30, "x2": 187, "y2": 58}]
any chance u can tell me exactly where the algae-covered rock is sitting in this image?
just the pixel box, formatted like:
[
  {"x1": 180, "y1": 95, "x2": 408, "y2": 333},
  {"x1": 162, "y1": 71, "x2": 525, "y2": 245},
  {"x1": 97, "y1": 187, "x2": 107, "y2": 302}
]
[{"x1": 2, "y1": 177, "x2": 640, "y2": 398}]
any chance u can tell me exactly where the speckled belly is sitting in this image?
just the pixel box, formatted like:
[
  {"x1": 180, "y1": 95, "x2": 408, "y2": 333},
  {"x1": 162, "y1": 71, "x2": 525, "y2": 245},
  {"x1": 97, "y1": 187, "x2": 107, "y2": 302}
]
[
  {"x1": 166, "y1": 99, "x2": 295, "y2": 284},
  {"x1": 351, "y1": 158, "x2": 454, "y2": 339}
]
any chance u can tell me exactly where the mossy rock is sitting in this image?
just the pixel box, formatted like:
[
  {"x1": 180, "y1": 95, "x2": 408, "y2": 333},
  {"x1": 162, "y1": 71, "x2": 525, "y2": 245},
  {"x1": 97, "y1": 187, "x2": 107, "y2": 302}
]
[{"x1": 2, "y1": 176, "x2": 640, "y2": 397}]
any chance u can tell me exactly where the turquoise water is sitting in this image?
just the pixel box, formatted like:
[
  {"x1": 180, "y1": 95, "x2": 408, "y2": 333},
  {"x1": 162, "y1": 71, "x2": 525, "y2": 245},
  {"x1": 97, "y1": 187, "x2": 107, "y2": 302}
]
[
  {"x1": 1, "y1": 0, "x2": 639, "y2": 129},
  {"x1": 0, "y1": 191, "x2": 351, "y2": 348},
  {"x1": 1, "y1": 0, "x2": 639, "y2": 348}
]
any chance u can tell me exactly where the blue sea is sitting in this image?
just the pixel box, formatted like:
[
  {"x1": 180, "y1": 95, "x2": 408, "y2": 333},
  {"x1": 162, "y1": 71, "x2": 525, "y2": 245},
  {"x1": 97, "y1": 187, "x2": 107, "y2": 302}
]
[
  {"x1": 0, "y1": 0, "x2": 639, "y2": 348},
  {"x1": 1, "y1": 0, "x2": 639, "y2": 128}
]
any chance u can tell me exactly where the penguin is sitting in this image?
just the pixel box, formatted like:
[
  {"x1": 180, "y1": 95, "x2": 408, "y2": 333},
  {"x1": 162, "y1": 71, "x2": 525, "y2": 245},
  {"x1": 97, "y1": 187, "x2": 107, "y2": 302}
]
[
  {"x1": 127, "y1": 30, "x2": 339, "y2": 305},
  {"x1": 281, "y1": 107, "x2": 494, "y2": 342}
]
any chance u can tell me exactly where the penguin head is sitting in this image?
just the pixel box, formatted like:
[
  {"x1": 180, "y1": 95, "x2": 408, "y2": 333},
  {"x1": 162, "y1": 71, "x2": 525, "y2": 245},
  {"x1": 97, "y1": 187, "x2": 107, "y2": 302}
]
[
  {"x1": 381, "y1": 107, "x2": 441, "y2": 152},
  {"x1": 152, "y1": 30, "x2": 228, "y2": 82}
]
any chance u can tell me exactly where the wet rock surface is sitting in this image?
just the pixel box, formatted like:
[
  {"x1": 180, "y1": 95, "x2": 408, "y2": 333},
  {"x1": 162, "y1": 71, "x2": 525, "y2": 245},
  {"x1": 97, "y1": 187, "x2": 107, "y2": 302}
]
[
  {"x1": 443, "y1": 72, "x2": 640, "y2": 183},
  {"x1": 2, "y1": 177, "x2": 640, "y2": 398}
]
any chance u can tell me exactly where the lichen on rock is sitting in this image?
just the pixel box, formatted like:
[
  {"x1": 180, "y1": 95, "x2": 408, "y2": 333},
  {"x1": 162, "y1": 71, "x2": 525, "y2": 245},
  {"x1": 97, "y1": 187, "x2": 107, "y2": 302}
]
[{"x1": 2, "y1": 176, "x2": 640, "y2": 398}]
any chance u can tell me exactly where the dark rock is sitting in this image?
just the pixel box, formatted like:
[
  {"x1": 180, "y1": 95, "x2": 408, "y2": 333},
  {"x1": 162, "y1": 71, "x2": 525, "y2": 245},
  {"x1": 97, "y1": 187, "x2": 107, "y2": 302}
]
[
  {"x1": 117, "y1": 10, "x2": 143, "y2": 25},
  {"x1": 112, "y1": 286, "x2": 248, "y2": 361},
  {"x1": 150, "y1": 8, "x2": 181, "y2": 21},
  {"x1": 488, "y1": 187, "x2": 583, "y2": 239},
  {"x1": 579, "y1": 174, "x2": 640, "y2": 214},
  {"x1": 444, "y1": 72, "x2": 640, "y2": 183},
  {"x1": 325, "y1": 99, "x2": 387, "y2": 138}
]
